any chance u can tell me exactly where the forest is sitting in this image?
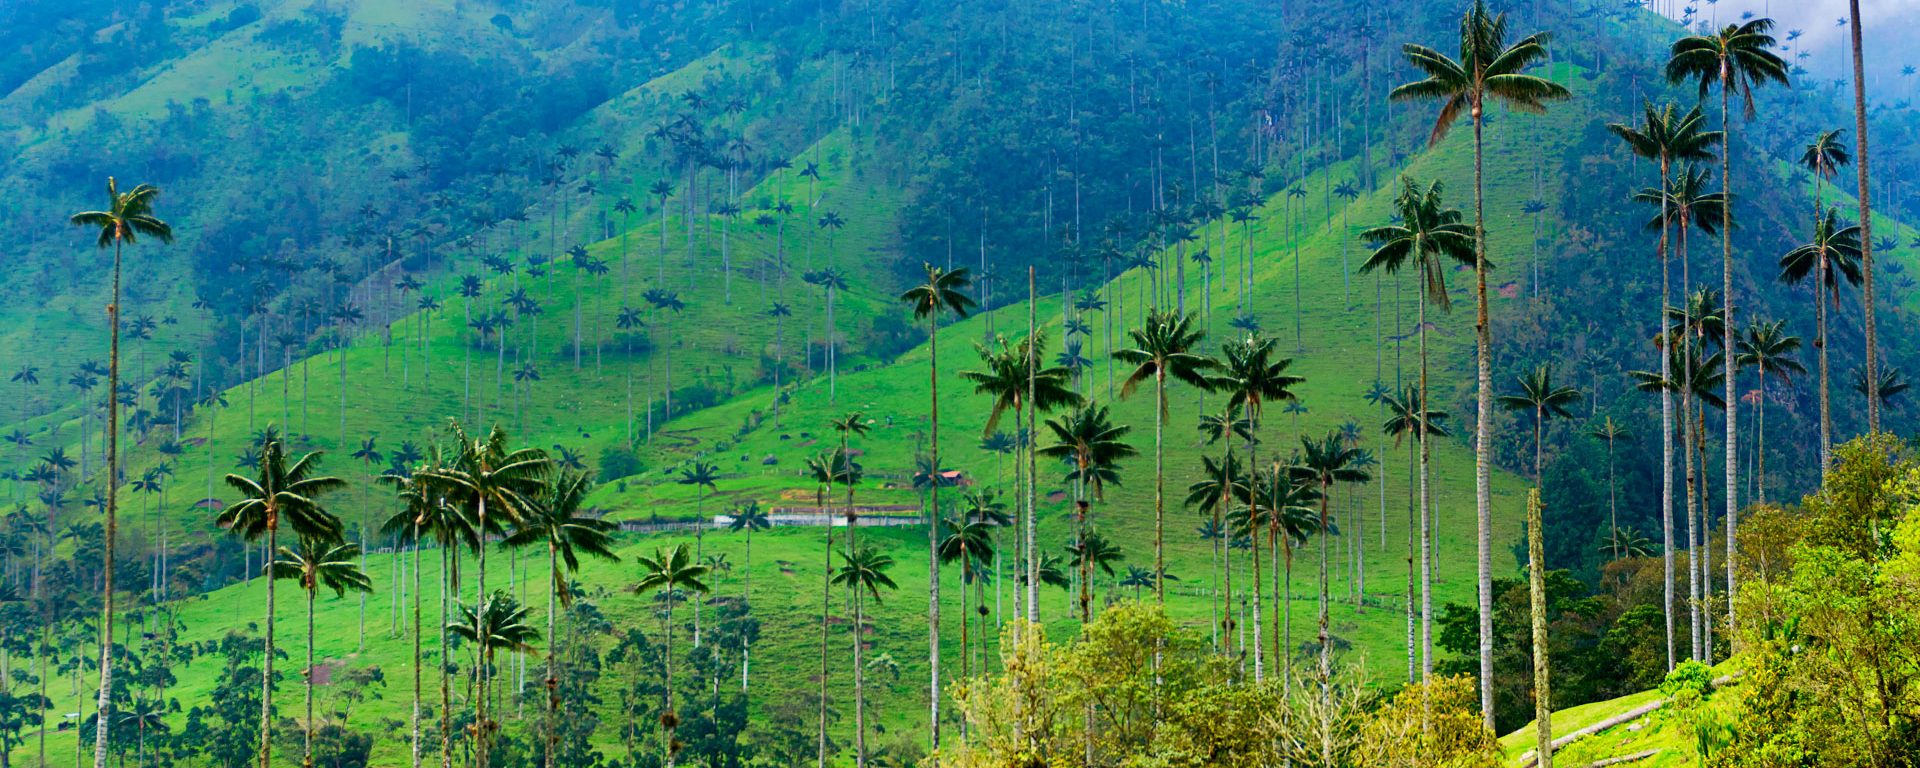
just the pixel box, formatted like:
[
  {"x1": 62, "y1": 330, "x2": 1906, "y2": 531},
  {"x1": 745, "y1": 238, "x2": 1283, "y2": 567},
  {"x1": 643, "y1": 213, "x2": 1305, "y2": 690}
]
[{"x1": 0, "y1": 0, "x2": 1918, "y2": 766}]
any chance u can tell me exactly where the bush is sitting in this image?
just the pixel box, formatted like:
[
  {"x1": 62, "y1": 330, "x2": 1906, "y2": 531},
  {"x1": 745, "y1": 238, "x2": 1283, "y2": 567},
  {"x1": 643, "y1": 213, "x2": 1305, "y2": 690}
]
[{"x1": 598, "y1": 446, "x2": 644, "y2": 482}]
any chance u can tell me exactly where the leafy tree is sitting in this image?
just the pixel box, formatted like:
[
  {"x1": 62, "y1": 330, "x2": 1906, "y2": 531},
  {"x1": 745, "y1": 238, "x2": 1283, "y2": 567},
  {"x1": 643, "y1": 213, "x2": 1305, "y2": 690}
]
[{"x1": 1393, "y1": 1, "x2": 1568, "y2": 724}]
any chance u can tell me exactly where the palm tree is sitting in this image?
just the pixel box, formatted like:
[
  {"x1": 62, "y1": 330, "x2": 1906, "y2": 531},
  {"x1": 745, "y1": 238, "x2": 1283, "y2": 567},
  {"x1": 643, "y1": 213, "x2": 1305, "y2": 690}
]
[
  {"x1": 1668, "y1": 17, "x2": 1788, "y2": 647},
  {"x1": 1854, "y1": 366, "x2": 1908, "y2": 410},
  {"x1": 502, "y1": 471, "x2": 618, "y2": 768},
  {"x1": 1192, "y1": 406, "x2": 1251, "y2": 650},
  {"x1": 218, "y1": 431, "x2": 346, "y2": 768},
  {"x1": 68, "y1": 178, "x2": 171, "y2": 768},
  {"x1": 1208, "y1": 333, "x2": 1302, "y2": 680},
  {"x1": 1798, "y1": 130, "x2": 1850, "y2": 467},
  {"x1": 809, "y1": 269, "x2": 850, "y2": 402},
  {"x1": 447, "y1": 592, "x2": 541, "y2": 766},
  {"x1": 377, "y1": 459, "x2": 468, "y2": 768},
  {"x1": 1779, "y1": 207, "x2": 1863, "y2": 479},
  {"x1": 675, "y1": 459, "x2": 721, "y2": 648},
  {"x1": 413, "y1": 423, "x2": 549, "y2": 768},
  {"x1": 897, "y1": 263, "x2": 972, "y2": 748},
  {"x1": 1392, "y1": 4, "x2": 1568, "y2": 721},
  {"x1": 1586, "y1": 418, "x2": 1633, "y2": 562},
  {"x1": 803, "y1": 451, "x2": 839, "y2": 768},
  {"x1": 935, "y1": 516, "x2": 993, "y2": 681},
  {"x1": 1065, "y1": 532, "x2": 1124, "y2": 622},
  {"x1": 1115, "y1": 309, "x2": 1215, "y2": 603},
  {"x1": 725, "y1": 502, "x2": 770, "y2": 691},
  {"x1": 1844, "y1": 1, "x2": 1881, "y2": 435},
  {"x1": 1611, "y1": 101, "x2": 1722, "y2": 673},
  {"x1": 631, "y1": 544, "x2": 710, "y2": 767},
  {"x1": 1383, "y1": 386, "x2": 1449, "y2": 680},
  {"x1": 1039, "y1": 404, "x2": 1138, "y2": 622},
  {"x1": 1497, "y1": 364, "x2": 1583, "y2": 486},
  {"x1": 1292, "y1": 432, "x2": 1370, "y2": 764},
  {"x1": 1632, "y1": 339, "x2": 1726, "y2": 664},
  {"x1": 960, "y1": 332, "x2": 1081, "y2": 619},
  {"x1": 1734, "y1": 321, "x2": 1803, "y2": 504},
  {"x1": 831, "y1": 545, "x2": 898, "y2": 768},
  {"x1": 270, "y1": 536, "x2": 372, "y2": 768}
]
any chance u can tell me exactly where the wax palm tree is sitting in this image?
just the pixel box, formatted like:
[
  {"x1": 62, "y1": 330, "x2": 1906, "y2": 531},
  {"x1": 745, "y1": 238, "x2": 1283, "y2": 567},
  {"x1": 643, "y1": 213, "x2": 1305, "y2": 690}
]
[
  {"x1": 1292, "y1": 431, "x2": 1370, "y2": 762},
  {"x1": 377, "y1": 458, "x2": 469, "y2": 768},
  {"x1": 898, "y1": 260, "x2": 974, "y2": 750},
  {"x1": 1393, "y1": 2, "x2": 1567, "y2": 722},
  {"x1": 1065, "y1": 532, "x2": 1124, "y2": 622},
  {"x1": 219, "y1": 431, "x2": 345, "y2": 768},
  {"x1": 1853, "y1": 367, "x2": 1908, "y2": 410},
  {"x1": 447, "y1": 592, "x2": 540, "y2": 766},
  {"x1": 1669, "y1": 18, "x2": 1788, "y2": 647},
  {"x1": 502, "y1": 470, "x2": 617, "y2": 768},
  {"x1": 1383, "y1": 386, "x2": 1449, "y2": 680},
  {"x1": 1497, "y1": 364, "x2": 1583, "y2": 486},
  {"x1": 632, "y1": 544, "x2": 710, "y2": 767},
  {"x1": 935, "y1": 516, "x2": 993, "y2": 680},
  {"x1": 413, "y1": 423, "x2": 549, "y2": 768},
  {"x1": 1245, "y1": 460, "x2": 1321, "y2": 693},
  {"x1": 1632, "y1": 340, "x2": 1726, "y2": 664},
  {"x1": 1734, "y1": 321, "x2": 1803, "y2": 504},
  {"x1": 808, "y1": 268, "x2": 851, "y2": 402},
  {"x1": 1779, "y1": 207, "x2": 1863, "y2": 478},
  {"x1": 270, "y1": 536, "x2": 372, "y2": 768},
  {"x1": 1585, "y1": 417, "x2": 1633, "y2": 563},
  {"x1": 725, "y1": 501, "x2": 770, "y2": 691},
  {"x1": 1114, "y1": 309, "x2": 1214, "y2": 602},
  {"x1": 1799, "y1": 130, "x2": 1851, "y2": 222},
  {"x1": 1610, "y1": 100, "x2": 1722, "y2": 673},
  {"x1": 803, "y1": 450, "x2": 844, "y2": 768},
  {"x1": 831, "y1": 544, "x2": 896, "y2": 767},
  {"x1": 960, "y1": 332, "x2": 1081, "y2": 619},
  {"x1": 68, "y1": 178, "x2": 172, "y2": 768},
  {"x1": 1208, "y1": 333, "x2": 1302, "y2": 680},
  {"x1": 1039, "y1": 403, "x2": 1136, "y2": 623},
  {"x1": 1192, "y1": 405, "x2": 1252, "y2": 648}
]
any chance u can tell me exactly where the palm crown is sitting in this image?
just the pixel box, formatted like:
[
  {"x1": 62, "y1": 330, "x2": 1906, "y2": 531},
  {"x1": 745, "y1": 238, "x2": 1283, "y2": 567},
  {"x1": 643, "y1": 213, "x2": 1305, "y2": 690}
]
[
  {"x1": 1666, "y1": 19, "x2": 1790, "y2": 117},
  {"x1": 1360, "y1": 178, "x2": 1475, "y2": 311},
  {"x1": 1390, "y1": 0, "x2": 1570, "y2": 146},
  {"x1": 69, "y1": 178, "x2": 174, "y2": 248},
  {"x1": 219, "y1": 431, "x2": 347, "y2": 544}
]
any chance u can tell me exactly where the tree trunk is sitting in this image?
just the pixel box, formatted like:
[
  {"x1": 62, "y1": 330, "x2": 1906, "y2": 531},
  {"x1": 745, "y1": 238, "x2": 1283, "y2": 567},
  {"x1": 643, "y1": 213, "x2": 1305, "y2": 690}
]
[
  {"x1": 545, "y1": 545, "x2": 559, "y2": 768},
  {"x1": 261, "y1": 516, "x2": 278, "y2": 768},
  {"x1": 92, "y1": 238, "x2": 123, "y2": 768},
  {"x1": 926, "y1": 315, "x2": 942, "y2": 751},
  {"x1": 1472, "y1": 100, "x2": 1497, "y2": 730},
  {"x1": 1527, "y1": 489, "x2": 1553, "y2": 768},
  {"x1": 817, "y1": 485, "x2": 833, "y2": 768},
  {"x1": 1850, "y1": 0, "x2": 1878, "y2": 438},
  {"x1": 412, "y1": 532, "x2": 422, "y2": 768},
  {"x1": 1418, "y1": 298, "x2": 1434, "y2": 682},
  {"x1": 1658, "y1": 155, "x2": 1676, "y2": 673},
  {"x1": 1154, "y1": 372, "x2": 1166, "y2": 601},
  {"x1": 1717, "y1": 77, "x2": 1740, "y2": 650},
  {"x1": 1318, "y1": 485, "x2": 1333, "y2": 767},
  {"x1": 306, "y1": 586, "x2": 316, "y2": 768}
]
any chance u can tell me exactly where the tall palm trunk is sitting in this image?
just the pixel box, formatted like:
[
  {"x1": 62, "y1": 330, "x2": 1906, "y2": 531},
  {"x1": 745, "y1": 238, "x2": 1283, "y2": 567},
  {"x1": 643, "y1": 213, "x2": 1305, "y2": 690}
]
[
  {"x1": 816, "y1": 485, "x2": 832, "y2": 768},
  {"x1": 1817, "y1": 255, "x2": 1832, "y2": 480},
  {"x1": 925, "y1": 314, "x2": 943, "y2": 751},
  {"x1": 411, "y1": 533, "x2": 423, "y2": 768},
  {"x1": 1715, "y1": 69, "x2": 1740, "y2": 648},
  {"x1": 852, "y1": 584, "x2": 867, "y2": 768},
  {"x1": 1316, "y1": 483, "x2": 1334, "y2": 767},
  {"x1": 92, "y1": 237, "x2": 125, "y2": 768},
  {"x1": 1153, "y1": 369, "x2": 1169, "y2": 604},
  {"x1": 1025, "y1": 269, "x2": 1040, "y2": 623},
  {"x1": 1471, "y1": 98, "x2": 1498, "y2": 731},
  {"x1": 1527, "y1": 489, "x2": 1553, "y2": 768},
  {"x1": 1682, "y1": 377, "x2": 1701, "y2": 662},
  {"x1": 1658, "y1": 156, "x2": 1677, "y2": 672},
  {"x1": 1850, "y1": 0, "x2": 1878, "y2": 440},
  {"x1": 1249, "y1": 508, "x2": 1265, "y2": 684},
  {"x1": 305, "y1": 584, "x2": 317, "y2": 768},
  {"x1": 544, "y1": 545, "x2": 560, "y2": 768},
  {"x1": 261, "y1": 514, "x2": 279, "y2": 768},
  {"x1": 663, "y1": 598, "x2": 677, "y2": 768},
  {"x1": 1418, "y1": 292, "x2": 1435, "y2": 681},
  {"x1": 441, "y1": 547, "x2": 453, "y2": 768},
  {"x1": 1406, "y1": 429, "x2": 1418, "y2": 685}
]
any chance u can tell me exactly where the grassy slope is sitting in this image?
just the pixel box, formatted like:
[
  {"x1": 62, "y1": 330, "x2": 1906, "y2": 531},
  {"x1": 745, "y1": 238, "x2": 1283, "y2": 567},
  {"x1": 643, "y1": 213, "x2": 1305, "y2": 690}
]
[{"x1": 1498, "y1": 660, "x2": 1746, "y2": 767}]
